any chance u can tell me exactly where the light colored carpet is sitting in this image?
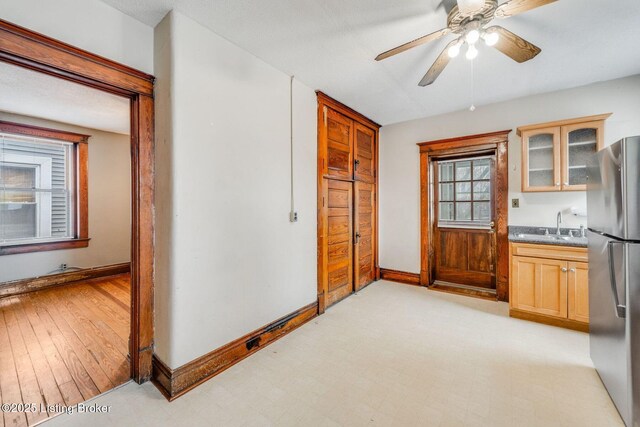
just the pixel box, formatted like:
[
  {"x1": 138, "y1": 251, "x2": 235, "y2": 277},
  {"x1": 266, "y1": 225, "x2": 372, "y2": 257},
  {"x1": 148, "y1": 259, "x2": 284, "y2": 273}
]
[{"x1": 43, "y1": 280, "x2": 622, "y2": 426}]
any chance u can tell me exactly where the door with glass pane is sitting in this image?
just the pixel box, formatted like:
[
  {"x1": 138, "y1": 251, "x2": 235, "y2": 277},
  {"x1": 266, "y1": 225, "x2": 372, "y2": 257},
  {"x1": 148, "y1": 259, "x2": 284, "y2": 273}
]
[
  {"x1": 561, "y1": 121, "x2": 604, "y2": 191},
  {"x1": 433, "y1": 156, "x2": 496, "y2": 289},
  {"x1": 521, "y1": 127, "x2": 561, "y2": 192}
]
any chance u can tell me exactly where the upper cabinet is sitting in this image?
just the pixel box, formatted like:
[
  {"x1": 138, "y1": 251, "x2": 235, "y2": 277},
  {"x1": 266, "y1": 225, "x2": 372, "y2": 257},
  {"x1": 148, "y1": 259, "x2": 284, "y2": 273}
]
[{"x1": 518, "y1": 114, "x2": 610, "y2": 192}]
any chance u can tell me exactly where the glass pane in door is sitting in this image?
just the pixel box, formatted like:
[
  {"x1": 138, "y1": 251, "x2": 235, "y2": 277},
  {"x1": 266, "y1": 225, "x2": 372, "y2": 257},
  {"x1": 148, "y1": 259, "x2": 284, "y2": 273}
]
[
  {"x1": 528, "y1": 133, "x2": 554, "y2": 187},
  {"x1": 568, "y1": 128, "x2": 597, "y2": 186}
]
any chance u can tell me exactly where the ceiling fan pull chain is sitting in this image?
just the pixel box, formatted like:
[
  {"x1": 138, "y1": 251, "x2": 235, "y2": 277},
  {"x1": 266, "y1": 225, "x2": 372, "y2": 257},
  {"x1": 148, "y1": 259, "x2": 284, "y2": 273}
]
[{"x1": 469, "y1": 59, "x2": 476, "y2": 111}]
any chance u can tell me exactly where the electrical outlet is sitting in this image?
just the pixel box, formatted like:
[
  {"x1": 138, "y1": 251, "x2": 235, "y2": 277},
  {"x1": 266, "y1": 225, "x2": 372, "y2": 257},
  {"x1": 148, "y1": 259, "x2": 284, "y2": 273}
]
[
  {"x1": 289, "y1": 211, "x2": 298, "y2": 222},
  {"x1": 512, "y1": 198, "x2": 520, "y2": 208},
  {"x1": 60, "y1": 263, "x2": 68, "y2": 271}
]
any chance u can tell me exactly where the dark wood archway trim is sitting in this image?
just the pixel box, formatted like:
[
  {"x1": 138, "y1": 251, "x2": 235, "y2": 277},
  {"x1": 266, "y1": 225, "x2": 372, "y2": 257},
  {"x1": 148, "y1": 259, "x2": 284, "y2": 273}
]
[
  {"x1": 418, "y1": 130, "x2": 510, "y2": 301},
  {"x1": 0, "y1": 19, "x2": 155, "y2": 382}
]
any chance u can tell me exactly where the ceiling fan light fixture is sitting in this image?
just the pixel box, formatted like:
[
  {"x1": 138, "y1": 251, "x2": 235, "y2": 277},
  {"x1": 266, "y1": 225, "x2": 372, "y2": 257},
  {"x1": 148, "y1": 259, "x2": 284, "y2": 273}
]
[
  {"x1": 465, "y1": 29, "x2": 480, "y2": 45},
  {"x1": 447, "y1": 39, "x2": 463, "y2": 58},
  {"x1": 483, "y1": 31, "x2": 500, "y2": 46},
  {"x1": 466, "y1": 44, "x2": 478, "y2": 60}
]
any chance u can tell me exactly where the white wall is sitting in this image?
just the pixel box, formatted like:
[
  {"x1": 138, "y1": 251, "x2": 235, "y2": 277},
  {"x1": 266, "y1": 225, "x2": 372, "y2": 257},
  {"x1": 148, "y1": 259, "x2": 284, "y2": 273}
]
[
  {"x1": 379, "y1": 75, "x2": 640, "y2": 273},
  {"x1": 0, "y1": 112, "x2": 131, "y2": 282},
  {"x1": 154, "y1": 11, "x2": 317, "y2": 368},
  {"x1": 0, "y1": 0, "x2": 153, "y2": 73}
]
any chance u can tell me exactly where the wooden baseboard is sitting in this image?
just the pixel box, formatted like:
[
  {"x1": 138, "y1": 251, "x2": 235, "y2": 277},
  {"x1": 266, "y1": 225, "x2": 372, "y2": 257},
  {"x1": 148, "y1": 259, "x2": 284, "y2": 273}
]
[
  {"x1": 510, "y1": 308, "x2": 589, "y2": 333},
  {"x1": 0, "y1": 262, "x2": 131, "y2": 298},
  {"x1": 429, "y1": 281, "x2": 497, "y2": 301},
  {"x1": 152, "y1": 301, "x2": 318, "y2": 400},
  {"x1": 379, "y1": 268, "x2": 421, "y2": 286}
]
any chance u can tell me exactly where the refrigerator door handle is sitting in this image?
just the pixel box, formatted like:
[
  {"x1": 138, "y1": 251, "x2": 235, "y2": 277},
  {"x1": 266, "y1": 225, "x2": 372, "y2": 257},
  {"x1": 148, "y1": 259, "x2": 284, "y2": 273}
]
[{"x1": 607, "y1": 241, "x2": 627, "y2": 318}]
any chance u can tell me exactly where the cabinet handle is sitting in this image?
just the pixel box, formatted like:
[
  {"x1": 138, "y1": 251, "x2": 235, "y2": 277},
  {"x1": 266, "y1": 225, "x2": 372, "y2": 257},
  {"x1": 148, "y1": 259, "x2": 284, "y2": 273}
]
[
  {"x1": 561, "y1": 267, "x2": 568, "y2": 272},
  {"x1": 564, "y1": 182, "x2": 569, "y2": 186},
  {"x1": 569, "y1": 268, "x2": 576, "y2": 273},
  {"x1": 555, "y1": 182, "x2": 560, "y2": 186}
]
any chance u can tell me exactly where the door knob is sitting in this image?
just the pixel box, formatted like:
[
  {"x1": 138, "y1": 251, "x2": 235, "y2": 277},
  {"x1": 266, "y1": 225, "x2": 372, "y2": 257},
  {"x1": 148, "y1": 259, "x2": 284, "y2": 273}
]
[
  {"x1": 355, "y1": 232, "x2": 361, "y2": 244},
  {"x1": 489, "y1": 221, "x2": 495, "y2": 229}
]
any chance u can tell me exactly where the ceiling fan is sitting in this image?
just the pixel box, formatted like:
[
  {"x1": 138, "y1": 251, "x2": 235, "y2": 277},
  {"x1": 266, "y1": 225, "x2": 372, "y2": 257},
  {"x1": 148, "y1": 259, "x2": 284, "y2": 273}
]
[{"x1": 375, "y1": 0, "x2": 557, "y2": 86}]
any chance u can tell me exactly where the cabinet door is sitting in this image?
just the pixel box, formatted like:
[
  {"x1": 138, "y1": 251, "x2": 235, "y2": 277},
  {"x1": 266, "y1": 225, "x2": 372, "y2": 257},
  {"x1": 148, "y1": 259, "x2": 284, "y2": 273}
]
[
  {"x1": 321, "y1": 107, "x2": 353, "y2": 180},
  {"x1": 521, "y1": 127, "x2": 561, "y2": 192},
  {"x1": 354, "y1": 123, "x2": 376, "y2": 184},
  {"x1": 511, "y1": 256, "x2": 568, "y2": 318},
  {"x1": 561, "y1": 121, "x2": 604, "y2": 191},
  {"x1": 354, "y1": 181, "x2": 375, "y2": 291},
  {"x1": 568, "y1": 261, "x2": 589, "y2": 323}
]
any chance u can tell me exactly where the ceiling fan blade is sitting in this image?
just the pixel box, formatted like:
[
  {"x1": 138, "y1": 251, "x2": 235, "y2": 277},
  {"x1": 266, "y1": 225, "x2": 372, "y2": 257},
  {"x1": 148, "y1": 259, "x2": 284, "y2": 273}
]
[
  {"x1": 487, "y1": 26, "x2": 541, "y2": 63},
  {"x1": 418, "y1": 39, "x2": 458, "y2": 86},
  {"x1": 375, "y1": 28, "x2": 451, "y2": 61},
  {"x1": 495, "y1": 0, "x2": 557, "y2": 18}
]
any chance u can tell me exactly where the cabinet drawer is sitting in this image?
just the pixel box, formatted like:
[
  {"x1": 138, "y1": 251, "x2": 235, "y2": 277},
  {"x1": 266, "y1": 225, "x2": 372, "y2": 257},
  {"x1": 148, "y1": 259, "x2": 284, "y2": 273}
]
[{"x1": 511, "y1": 242, "x2": 587, "y2": 262}]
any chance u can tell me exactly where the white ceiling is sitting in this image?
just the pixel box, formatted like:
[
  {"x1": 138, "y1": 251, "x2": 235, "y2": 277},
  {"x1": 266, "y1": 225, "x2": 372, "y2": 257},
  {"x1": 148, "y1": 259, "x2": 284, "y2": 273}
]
[
  {"x1": 0, "y1": 61, "x2": 130, "y2": 134},
  {"x1": 100, "y1": 0, "x2": 640, "y2": 125}
]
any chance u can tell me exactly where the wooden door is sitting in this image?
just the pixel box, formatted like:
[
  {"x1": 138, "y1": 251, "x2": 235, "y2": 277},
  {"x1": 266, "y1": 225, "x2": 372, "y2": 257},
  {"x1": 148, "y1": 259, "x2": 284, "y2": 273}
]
[
  {"x1": 321, "y1": 107, "x2": 353, "y2": 180},
  {"x1": 568, "y1": 261, "x2": 589, "y2": 323},
  {"x1": 521, "y1": 127, "x2": 561, "y2": 192},
  {"x1": 354, "y1": 181, "x2": 375, "y2": 291},
  {"x1": 433, "y1": 156, "x2": 496, "y2": 289},
  {"x1": 322, "y1": 179, "x2": 353, "y2": 307},
  {"x1": 354, "y1": 123, "x2": 375, "y2": 184},
  {"x1": 511, "y1": 256, "x2": 568, "y2": 318},
  {"x1": 560, "y1": 121, "x2": 604, "y2": 191}
]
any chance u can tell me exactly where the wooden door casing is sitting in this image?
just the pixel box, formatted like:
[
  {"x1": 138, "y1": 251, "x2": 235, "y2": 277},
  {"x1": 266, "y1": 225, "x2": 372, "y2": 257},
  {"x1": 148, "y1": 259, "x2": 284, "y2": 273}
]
[
  {"x1": 568, "y1": 261, "x2": 589, "y2": 323},
  {"x1": 354, "y1": 123, "x2": 375, "y2": 184},
  {"x1": 354, "y1": 181, "x2": 375, "y2": 291},
  {"x1": 324, "y1": 179, "x2": 353, "y2": 307},
  {"x1": 511, "y1": 256, "x2": 568, "y2": 318},
  {"x1": 322, "y1": 107, "x2": 353, "y2": 180}
]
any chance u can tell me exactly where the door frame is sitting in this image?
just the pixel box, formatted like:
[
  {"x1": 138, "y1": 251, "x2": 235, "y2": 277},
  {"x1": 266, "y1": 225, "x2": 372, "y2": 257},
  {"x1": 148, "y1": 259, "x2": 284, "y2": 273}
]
[
  {"x1": 418, "y1": 130, "x2": 510, "y2": 301},
  {"x1": 0, "y1": 19, "x2": 155, "y2": 382},
  {"x1": 316, "y1": 92, "x2": 380, "y2": 313}
]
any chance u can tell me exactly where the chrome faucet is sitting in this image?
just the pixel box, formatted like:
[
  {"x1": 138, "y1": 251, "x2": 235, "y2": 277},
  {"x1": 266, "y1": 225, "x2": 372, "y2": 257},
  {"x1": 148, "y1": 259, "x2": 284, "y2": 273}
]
[{"x1": 556, "y1": 211, "x2": 563, "y2": 236}]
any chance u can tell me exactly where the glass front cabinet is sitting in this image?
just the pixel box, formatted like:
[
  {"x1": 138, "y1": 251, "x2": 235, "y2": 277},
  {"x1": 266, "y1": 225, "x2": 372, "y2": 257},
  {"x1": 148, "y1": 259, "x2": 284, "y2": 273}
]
[{"x1": 518, "y1": 114, "x2": 610, "y2": 192}]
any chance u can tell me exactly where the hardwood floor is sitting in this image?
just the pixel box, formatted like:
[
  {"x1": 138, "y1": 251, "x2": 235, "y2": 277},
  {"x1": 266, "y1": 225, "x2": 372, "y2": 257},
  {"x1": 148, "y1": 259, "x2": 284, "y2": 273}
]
[{"x1": 0, "y1": 274, "x2": 130, "y2": 427}]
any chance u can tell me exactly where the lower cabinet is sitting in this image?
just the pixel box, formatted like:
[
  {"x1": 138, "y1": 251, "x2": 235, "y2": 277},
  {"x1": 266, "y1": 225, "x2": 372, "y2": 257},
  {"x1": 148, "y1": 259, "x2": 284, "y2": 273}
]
[{"x1": 509, "y1": 243, "x2": 589, "y2": 331}]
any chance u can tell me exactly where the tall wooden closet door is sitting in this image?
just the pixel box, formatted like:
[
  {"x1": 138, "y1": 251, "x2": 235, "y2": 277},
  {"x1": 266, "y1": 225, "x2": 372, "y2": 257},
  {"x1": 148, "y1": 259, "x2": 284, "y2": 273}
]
[
  {"x1": 324, "y1": 179, "x2": 354, "y2": 307},
  {"x1": 354, "y1": 123, "x2": 376, "y2": 184},
  {"x1": 355, "y1": 181, "x2": 375, "y2": 291}
]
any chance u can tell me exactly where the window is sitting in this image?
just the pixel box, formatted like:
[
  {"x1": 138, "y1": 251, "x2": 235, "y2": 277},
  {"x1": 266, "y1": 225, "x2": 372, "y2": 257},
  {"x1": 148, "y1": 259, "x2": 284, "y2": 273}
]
[
  {"x1": 0, "y1": 121, "x2": 89, "y2": 255},
  {"x1": 438, "y1": 157, "x2": 492, "y2": 226}
]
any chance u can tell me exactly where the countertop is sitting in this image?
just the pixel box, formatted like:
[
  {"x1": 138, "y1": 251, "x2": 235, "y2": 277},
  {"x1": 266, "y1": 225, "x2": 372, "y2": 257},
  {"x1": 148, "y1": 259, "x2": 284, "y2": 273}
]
[{"x1": 508, "y1": 226, "x2": 588, "y2": 248}]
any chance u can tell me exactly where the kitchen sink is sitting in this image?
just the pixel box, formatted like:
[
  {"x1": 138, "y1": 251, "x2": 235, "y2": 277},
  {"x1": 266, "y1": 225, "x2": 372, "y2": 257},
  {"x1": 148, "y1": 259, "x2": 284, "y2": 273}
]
[{"x1": 514, "y1": 233, "x2": 585, "y2": 242}]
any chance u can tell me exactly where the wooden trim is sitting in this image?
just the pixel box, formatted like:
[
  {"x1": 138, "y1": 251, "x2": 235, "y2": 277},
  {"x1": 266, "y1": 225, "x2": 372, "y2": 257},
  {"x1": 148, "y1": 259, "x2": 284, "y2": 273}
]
[
  {"x1": 418, "y1": 130, "x2": 512, "y2": 152},
  {"x1": 418, "y1": 130, "x2": 510, "y2": 301},
  {"x1": 0, "y1": 120, "x2": 90, "y2": 142},
  {"x1": 152, "y1": 302, "x2": 318, "y2": 400},
  {"x1": 0, "y1": 262, "x2": 130, "y2": 298},
  {"x1": 379, "y1": 268, "x2": 421, "y2": 286},
  {"x1": 0, "y1": 18, "x2": 155, "y2": 383},
  {"x1": 316, "y1": 91, "x2": 381, "y2": 130},
  {"x1": 510, "y1": 308, "x2": 588, "y2": 333},
  {"x1": 516, "y1": 113, "x2": 612, "y2": 136},
  {"x1": 0, "y1": 19, "x2": 153, "y2": 96},
  {"x1": 0, "y1": 238, "x2": 90, "y2": 255}
]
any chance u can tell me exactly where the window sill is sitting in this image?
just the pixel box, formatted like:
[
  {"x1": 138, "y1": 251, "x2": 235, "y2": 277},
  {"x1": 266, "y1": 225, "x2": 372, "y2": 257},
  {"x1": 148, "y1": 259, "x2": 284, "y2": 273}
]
[{"x1": 0, "y1": 238, "x2": 90, "y2": 255}]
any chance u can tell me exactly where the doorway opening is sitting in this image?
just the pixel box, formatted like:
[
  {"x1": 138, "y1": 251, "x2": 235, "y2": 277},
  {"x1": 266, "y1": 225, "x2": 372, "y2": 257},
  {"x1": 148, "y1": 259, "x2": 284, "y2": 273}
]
[
  {"x1": 0, "y1": 18, "x2": 155, "y2": 424},
  {"x1": 432, "y1": 155, "x2": 496, "y2": 295},
  {"x1": 418, "y1": 131, "x2": 510, "y2": 301}
]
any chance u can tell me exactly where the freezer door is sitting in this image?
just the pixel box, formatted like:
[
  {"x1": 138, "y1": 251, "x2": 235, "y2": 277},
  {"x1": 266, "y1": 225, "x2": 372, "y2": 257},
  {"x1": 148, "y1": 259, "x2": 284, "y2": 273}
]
[
  {"x1": 588, "y1": 230, "x2": 630, "y2": 425},
  {"x1": 587, "y1": 137, "x2": 640, "y2": 240}
]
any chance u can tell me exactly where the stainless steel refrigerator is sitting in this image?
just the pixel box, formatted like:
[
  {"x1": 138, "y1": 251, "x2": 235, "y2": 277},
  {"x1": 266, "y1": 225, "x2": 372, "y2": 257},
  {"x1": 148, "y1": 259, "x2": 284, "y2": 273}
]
[{"x1": 587, "y1": 136, "x2": 640, "y2": 427}]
